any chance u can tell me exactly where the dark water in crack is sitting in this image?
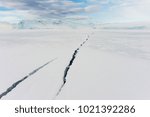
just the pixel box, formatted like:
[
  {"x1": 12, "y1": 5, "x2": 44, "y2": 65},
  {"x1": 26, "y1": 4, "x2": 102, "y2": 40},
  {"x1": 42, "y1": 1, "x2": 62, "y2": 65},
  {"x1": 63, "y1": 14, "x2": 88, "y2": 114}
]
[{"x1": 53, "y1": 35, "x2": 90, "y2": 99}]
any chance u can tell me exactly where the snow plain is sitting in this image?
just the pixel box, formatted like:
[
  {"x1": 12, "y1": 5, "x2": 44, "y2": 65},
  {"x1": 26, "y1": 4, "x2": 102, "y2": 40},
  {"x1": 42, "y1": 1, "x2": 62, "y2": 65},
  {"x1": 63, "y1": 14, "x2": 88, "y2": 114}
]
[{"x1": 0, "y1": 29, "x2": 150, "y2": 100}]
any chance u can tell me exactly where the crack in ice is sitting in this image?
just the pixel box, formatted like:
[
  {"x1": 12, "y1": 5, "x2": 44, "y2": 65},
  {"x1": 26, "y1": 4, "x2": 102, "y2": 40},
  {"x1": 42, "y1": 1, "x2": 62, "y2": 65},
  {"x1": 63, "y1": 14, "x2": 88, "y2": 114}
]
[
  {"x1": 54, "y1": 35, "x2": 90, "y2": 99},
  {"x1": 0, "y1": 58, "x2": 57, "y2": 99}
]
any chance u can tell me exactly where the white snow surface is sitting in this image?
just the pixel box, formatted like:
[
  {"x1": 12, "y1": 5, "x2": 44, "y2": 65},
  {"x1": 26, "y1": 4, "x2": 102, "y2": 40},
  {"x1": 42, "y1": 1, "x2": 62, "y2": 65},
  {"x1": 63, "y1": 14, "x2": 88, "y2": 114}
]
[
  {"x1": 0, "y1": 29, "x2": 150, "y2": 100},
  {"x1": 0, "y1": 23, "x2": 13, "y2": 30}
]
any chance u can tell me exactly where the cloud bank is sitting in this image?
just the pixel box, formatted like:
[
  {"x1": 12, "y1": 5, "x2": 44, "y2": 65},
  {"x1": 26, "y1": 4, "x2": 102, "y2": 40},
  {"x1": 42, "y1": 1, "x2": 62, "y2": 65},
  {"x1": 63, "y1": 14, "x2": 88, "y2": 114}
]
[
  {"x1": 0, "y1": 0, "x2": 103, "y2": 23},
  {"x1": 0, "y1": 0, "x2": 150, "y2": 24}
]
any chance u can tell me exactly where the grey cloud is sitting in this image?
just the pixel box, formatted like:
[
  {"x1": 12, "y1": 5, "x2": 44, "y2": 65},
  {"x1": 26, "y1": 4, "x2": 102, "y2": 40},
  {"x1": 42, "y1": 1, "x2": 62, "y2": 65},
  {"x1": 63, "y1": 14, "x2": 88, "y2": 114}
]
[
  {"x1": 0, "y1": 0, "x2": 101, "y2": 20},
  {"x1": 85, "y1": 5, "x2": 100, "y2": 13}
]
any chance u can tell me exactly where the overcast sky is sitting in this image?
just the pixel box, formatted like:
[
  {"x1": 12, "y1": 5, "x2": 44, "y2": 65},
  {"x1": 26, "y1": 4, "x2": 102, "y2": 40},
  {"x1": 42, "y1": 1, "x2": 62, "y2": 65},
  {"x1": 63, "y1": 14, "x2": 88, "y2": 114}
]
[{"x1": 0, "y1": 0, "x2": 150, "y2": 24}]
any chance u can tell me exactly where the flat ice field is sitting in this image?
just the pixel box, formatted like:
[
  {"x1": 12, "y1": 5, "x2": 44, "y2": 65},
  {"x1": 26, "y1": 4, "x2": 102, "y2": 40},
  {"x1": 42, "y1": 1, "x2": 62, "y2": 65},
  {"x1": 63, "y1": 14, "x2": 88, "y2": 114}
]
[{"x1": 0, "y1": 29, "x2": 150, "y2": 100}]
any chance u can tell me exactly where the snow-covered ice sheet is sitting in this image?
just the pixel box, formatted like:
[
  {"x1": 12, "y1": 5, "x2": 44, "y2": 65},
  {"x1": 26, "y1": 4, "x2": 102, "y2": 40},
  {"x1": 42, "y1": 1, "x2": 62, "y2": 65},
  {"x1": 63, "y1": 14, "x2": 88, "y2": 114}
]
[
  {"x1": 0, "y1": 29, "x2": 150, "y2": 99},
  {"x1": 0, "y1": 29, "x2": 89, "y2": 99},
  {"x1": 57, "y1": 48, "x2": 150, "y2": 99},
  {"x1": 57, "y1": 30, "x2": 150, "y2": 99}
]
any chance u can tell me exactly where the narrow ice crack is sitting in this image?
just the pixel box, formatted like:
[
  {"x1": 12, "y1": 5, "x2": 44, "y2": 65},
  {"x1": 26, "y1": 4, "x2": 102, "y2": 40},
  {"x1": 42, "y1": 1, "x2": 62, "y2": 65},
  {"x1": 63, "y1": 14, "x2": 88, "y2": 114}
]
[
  {"x1": 63, "y1": 36, "x2": 89, "y2": 84},
  {"x1": 54, "y1": 35, "x2": 90, "y2": 99},
  {"x1": 0, "y1": 58, "x2": 57, "y2": 99}
]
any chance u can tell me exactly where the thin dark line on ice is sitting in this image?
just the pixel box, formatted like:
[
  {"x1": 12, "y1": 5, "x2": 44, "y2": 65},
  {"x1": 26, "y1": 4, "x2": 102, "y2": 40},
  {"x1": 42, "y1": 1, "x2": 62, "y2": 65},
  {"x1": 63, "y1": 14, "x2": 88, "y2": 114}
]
[
  {"x1": 0, "y1": 58, "x2": 57, "y2": 99},
  {"x1": 53, "y1": 35, "x2": 90, "y2": 99}
]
